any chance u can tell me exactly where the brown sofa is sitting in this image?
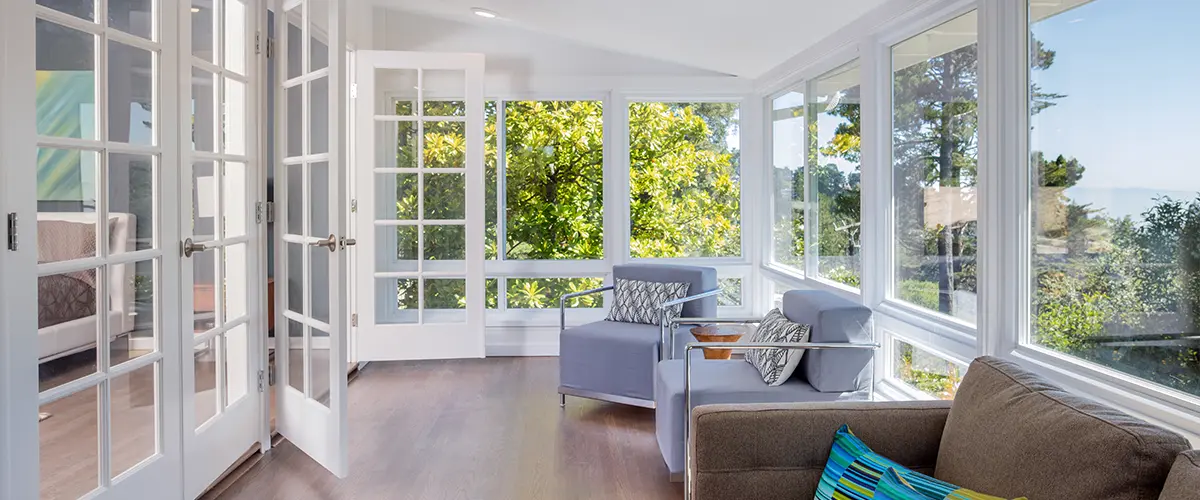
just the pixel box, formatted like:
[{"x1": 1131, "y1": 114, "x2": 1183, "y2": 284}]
[{"x1": 689, "y1": 356, "x2": 1200, "y2": 500}]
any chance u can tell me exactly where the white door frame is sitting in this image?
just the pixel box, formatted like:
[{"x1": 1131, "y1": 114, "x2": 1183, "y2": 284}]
[{"x1": 352, "y1": 50, "x2": 486, "y2": 361}]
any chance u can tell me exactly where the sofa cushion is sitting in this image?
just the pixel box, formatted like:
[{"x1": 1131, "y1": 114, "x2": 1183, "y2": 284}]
[
  {"x1": 745, "y1": 308, "x2": 811, "y2": 386},
  {"x1": 605, "y1": 278, "x2": 689, "y2": 325},
  {"x1": 558, "y1": 320, "x2": 663, "y2": 401},
  {"x1": 612, "y1": 263, "x2": 717, "y2": 318},
  {"x1": 937, "y1": 356, "x2": 1190, "y2": 500},
  {"x1": 782, "y1": 290, "x2": 873, "y2": 393},
  {"x1": 1160, "y1": 451, "x2": 1200, "y2": 500}
]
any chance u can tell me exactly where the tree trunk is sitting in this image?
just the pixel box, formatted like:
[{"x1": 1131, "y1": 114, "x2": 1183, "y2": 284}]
[{"x1": 937, "y1": 56, "x2": 957, "y2": 315}]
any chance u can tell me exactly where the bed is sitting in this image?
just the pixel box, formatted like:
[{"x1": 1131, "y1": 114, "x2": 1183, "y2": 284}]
[{"x1": 37, "y1": 212, "x2": 137, "y2": 362}]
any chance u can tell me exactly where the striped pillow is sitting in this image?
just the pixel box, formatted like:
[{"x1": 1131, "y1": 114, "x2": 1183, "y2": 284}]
[{"x1": 816, "y1": 425, "x2": 1026, "y2": 500}]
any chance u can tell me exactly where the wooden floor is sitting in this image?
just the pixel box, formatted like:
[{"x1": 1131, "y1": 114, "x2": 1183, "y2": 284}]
[{"x1": 215, "y1": 357, "x2": 684, "y2": 500}]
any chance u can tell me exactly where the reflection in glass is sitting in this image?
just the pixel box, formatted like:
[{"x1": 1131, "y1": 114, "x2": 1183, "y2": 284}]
[
  {"x1": 810, "y1": 62, "x2": 862, "y2": 288},
  {"x1": 108, "y1": 41, "x2": 154, "y2": 146},
  {"x1": 771, "y1": 92, "x2": 805, "y2": 270},
  {"x1": 36, "y1": 20, "x2": 97, "y2": 141}
]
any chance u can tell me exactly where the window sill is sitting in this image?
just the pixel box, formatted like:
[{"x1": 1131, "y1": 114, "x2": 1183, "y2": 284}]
[
  {"x1": 876, "y1": 300, "x2": 976, "y2": 348},
  {"x1": 875, "y1": 377, "x2": 940, "y2": 402}
]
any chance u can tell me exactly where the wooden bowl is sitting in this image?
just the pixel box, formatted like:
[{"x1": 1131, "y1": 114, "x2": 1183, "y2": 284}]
[{"x1": 690, "y1": 325, "x2": 747, "y2": 360}]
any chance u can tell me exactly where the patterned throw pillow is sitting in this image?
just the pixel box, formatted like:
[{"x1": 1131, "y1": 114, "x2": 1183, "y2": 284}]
[
  {"x1": 604, "y1": 278, "x2": 690, "y2": 325},
  {"x1": 744, "y1": 308, "x2": 811, "y2": 386},
  {"x1": 817, "y1": 425, "x2": 1027, "y2": 500}
]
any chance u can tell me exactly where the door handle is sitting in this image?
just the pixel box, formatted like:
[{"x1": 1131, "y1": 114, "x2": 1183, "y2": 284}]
[
  {"x1": 310, "y1": 234, "x2": 338, "y2": 252},
  {"x1": 340, "y1": 237, "x2": 356, "y2": 250},
  {"x1": 182, "y1": 238, "x2": 213, "y2": 258}
]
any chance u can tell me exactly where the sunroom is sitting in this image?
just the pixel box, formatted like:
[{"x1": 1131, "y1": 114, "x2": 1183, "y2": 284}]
[{"x1": 0, "y1": 0, "x2": 1198, "y2": 499}]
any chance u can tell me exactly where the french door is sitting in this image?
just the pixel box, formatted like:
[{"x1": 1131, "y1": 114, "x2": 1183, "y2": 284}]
[
  {"x1": 352, "y1": 51, "x2": 486, "y2": 361},
  {"x1": 273, "y1": 0, "x2": 350, "y2": 477},
  {"x1": 181, "y1": 0, "x2": 263, "y2": 497}
]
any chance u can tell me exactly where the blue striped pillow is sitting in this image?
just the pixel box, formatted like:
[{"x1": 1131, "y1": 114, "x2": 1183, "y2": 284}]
[{"x1": 816, "y1": 425, "x2": 1024, "y2": 500}]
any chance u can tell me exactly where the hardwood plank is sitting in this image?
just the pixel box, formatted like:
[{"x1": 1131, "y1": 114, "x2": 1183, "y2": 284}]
[{"x1": 214, "y1": 357, "x2": 683, "y2": 500}]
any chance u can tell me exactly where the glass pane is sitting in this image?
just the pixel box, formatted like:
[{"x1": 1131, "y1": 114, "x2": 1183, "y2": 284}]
[
  {"x1": 192, "y1": 68, "x2": 217, "y2": 152},
  {"x1": 719, "y1": 277, "x2": 742, "y2": 307},
  {"x1": 375, "y1": 278, "x2": 417, "y2": 324},
  {"x1": 286, "y1": 163, "x2": 303, "y2": 235},
  {"x1": 109, "y1": 153, "x2": 155, "y2": 251},
  {"x1": 114, "y1": 259, "x2": 157, "y2": 365},
  {"x1": 108, "y1": 41, "x2": 154, "y2": 146},
  {"x1": 36, "y1": 20, "x2": 97, "y2": 141},
  {"x1": 192, "y1": 161, "x2": 216, "y2": 239},
  {"x1": 424, "y1": 101, "x2": 465, "y2": 117},
  {"x1": 193, "y1": 248, "x2": 217, "y2": 334},
  {"x1": 194, "y1": 338, "x2": 218, "y2": 428},
  {"x1": 310, "y1": 162, "x2": 329, "y2": 237},
  {"x1": 309, "y1": 324, "x2": 331, "y2": 407},
  {"x1": 375, "y1": 173, "x2": 417, "y2": 220},
  {"x1": 894, "y1": 339, "x2": 966, "y2": 400},
  {"x1": 37, "y1": 0, "x2": 95, "y2": 21},
  {"x1": 37, "y1": 267, "x2": 100, "y2": 392},
  {"x1": 891, "y1": 11, "x2": 979, "y2": 323},
  {"x1": 39, "y1": 386, "x2": 99, "y2": 499},
  {"x1": 810, "y1": 62, "x2": 862, "y2": 288},
  {"x1": 378, "y1": 69, "x2": 418, "y2": 114},
  {"x1": 286, "y1": 319, "x2": 304, "y2": 393},
  {"x1": 191, "y1": 0, "x2": 216, "y2": 62},
  {"x1": 394, "y1": 99, "x2": 414, "y2": 116},
  {"x1": 286, "y1": 85, "x2": 303, "y2": 158},
  {"x1": 36, "y1": 148, "x2": 99, "y2": 264},
  {"x1": 1029, "y1": 1, "x2": 1200, "y2": 398},
  {"x1": 224, "y1": 324, "x2": 250, "y2": 407},
  {"x1": 485, "y1": 101, "x2": 498, "y2": 259},
  {"x1": 629, "y1": 101, "x2": 740, "y2": 258},
  {"x1": 109, "y1": 0, "x2": 153, "y2": 40},
  {"x1": 310, "y1": 76, "x2": 329, "y2": 155},
  {"x1": 286, "y1": 243, "x2": 304, "y2": 314},
  {"x1": 223, "y1": 162, "x2": 247, "y2": 238},
  {"x1": 308, "y1": 0, "x2": 329, "y2": 73},
  {"x1": 375, "y1": 226, "x2": 418, "y2": 273},
  {"x1": 506, "y1": 277, "x2": 605, "y2": 309},
  {"x1": 424, "y1": 121, "x2": 464, "y2": 168},
  {"x1": 310, "y1": 246, "x2": 330, "y2": 324},
  {"x1": 503, "y1": 101, "x2": 604, "y2": 260},
  {"x1": 378, "y1": 121, "x2": 417, "y2": 168},
  {"x1": 486, "y1": 277, "x2": 498, "y2": 309},
  {"x1": 223, "y1": 78, "x2": 247, "y2": 155},
  {"x1": 771, "y1": 91, "x2": 805, "y2": 270},
  {"x1": 285, "y1": 11, "x2": 301, "y2": 80},
  {"x1": 421, "y1": 69, "x2": 464, "y2": 105},
  {"x1": 224, "y1": 0, "x2": 247, "y2": 74},
  {"x1": 425, "y1": 279, "x2": 466, "y2": 310},
  {"x1": 110, "y1": 361, "x2": 157, "y2": 478},
  {"x1": 424, "y1": 173, "x2": 465, "y2": 220},
  {"x1": 223, "y1": 244, "x2": 248, "y2": 321},
  {"x1": 424, "y1": 225, "x2": 464, "y2": 260}
]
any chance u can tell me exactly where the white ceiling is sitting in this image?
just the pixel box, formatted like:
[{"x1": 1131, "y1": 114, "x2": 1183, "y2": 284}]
[{"x1": 369, "y1": 0, "x2": 889, "y2": 78}]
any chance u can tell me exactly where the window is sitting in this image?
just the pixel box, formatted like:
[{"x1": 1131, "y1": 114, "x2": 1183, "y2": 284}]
[
  {"x1": 718, "y1": 277, "x2": 743, "y2": 307},
  {"x1": 890, "y1": 11, "x2": 979, "y2": 323},
  {"x1": 809, "y1": 62, "x2": 862, "y2": 288},
  {"x1": 1029, "y1": 0, "x2": 1200, "y2": 398},
  {"x1": 506, "y1": 277, "x2": 605, "y2": 309},
  {"x1": 893, "y1": 339, "x2": 966, "y2": 400},
  {"x1": 629, "y1": 102, "x2": 741, "y2": 258},
  {"x1": 771, "y1": 91, "x2": 805, "y2": 270}
]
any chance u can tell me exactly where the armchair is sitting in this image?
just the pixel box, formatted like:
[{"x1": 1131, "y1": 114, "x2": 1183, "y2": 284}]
[{"x1": 557, "y1": 264, "x2": 718, "y2": 408}]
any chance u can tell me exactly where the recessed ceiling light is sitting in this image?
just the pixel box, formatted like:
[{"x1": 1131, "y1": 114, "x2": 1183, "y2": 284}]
[
  {"x1": 190, "y1": 7, "x2": 201, "y2": 13},
  {"x1": 471, "y1": 8, "x2": 498, "y2": 19}
]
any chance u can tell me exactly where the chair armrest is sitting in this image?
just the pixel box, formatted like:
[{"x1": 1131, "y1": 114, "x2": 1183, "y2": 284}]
[
  {"x1": 657, "y1": 288, "x2": 722, "y2": 362},
  {"x1": 689, "y1": 401, "x2": 953, "y2": 500},
  {"x1": 559, "y1": 285, "x2": 613, "y2": 333},
  {"x1": 683, "y1": 342, "x2": 881, "y2": 499},
  {"x1": 658, "y1": 288, "x2": 723, "y2": 310}
]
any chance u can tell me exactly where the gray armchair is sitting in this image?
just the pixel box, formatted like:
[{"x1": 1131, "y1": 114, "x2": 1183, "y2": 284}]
[
  {"x1": 655, "y1": 289, "x2": 877, "y2": 481},
  {"x1": 558, "y1": 264, "x2": 719, "y2": 408}
]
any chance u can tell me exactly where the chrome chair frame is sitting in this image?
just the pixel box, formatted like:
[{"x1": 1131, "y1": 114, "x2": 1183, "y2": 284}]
[{"x1": 681, "y1": 341, "x2": 879, "y2": 499}]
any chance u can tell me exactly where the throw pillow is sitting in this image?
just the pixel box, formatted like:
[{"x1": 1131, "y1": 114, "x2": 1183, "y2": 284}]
[
  {"x1": 875, "y1": 467, "x2": 927, "y2": 500},
  {"x1": 816, "y1": 425, "x2": 1027, "y2": 500},
  {"x1": 744, "y1": 308, "x2": 811, "y2": 386},
  {"x1": 604, "y1": 278, "x2": 690, "y2": 325}
]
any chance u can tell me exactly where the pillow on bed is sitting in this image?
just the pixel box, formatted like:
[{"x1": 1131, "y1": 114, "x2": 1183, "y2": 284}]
[{"x1": 39, "y1": 272, "x2": 98, "y2": 329}]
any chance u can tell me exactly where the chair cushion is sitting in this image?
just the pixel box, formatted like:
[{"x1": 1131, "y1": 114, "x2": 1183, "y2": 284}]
[
  {"x1": 937, "y1": 356, "x2": 1191, "y2": 500},
  {"x1": 612, "y1": 264, "x2": 717, "y2": 318},
  {"x1": 745, "y1": 308, "x2": 811, "y2": 386},
  {"x1": 819, "y1": 425, "x2": 1020, "y2": 500},
  {"x1": 782, "y1": 290, "x2": 873, "y2": 393},
  {"x1": 605, "y1": 278, "x2": 690, "y2": 325},
  {"x1": 1160, "y1": 451, "x2": 1200, "y2": 500},
  {"x1": 558, "y1": 320, "x2": 662, "y2": 401},
  {"x1": 653, "y1": 359, "x2": 866, "y2": 475}
]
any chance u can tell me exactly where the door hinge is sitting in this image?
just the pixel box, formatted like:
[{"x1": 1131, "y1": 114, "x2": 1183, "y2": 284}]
[
  {"x1": 351, "y1": 313, "x2": 358, "y2": 327},
  {"x1": 255, "y1": 201, "x2": 264, "y2": 224},
  {"x1": 350, "y1": 199, "x2": 357, "y2": 213},
  {"x1": 266, "y1": 37, "x2": 275, "y2": 59},
  {"x1": 257, "y1": 369, "x2": 266, "y2": 392},
  {"x1": 6, "y1": 213, "x2": 16, "y2": 251},
  {"x1": 255, "y1": 32, "x2": 261, "y2": 55},
  {"x1": 264, "y1": 201, "x2": 275, "y2": 223},
  {"x1": 350, "y1": 83, "x2": 358, "y2": 99}
]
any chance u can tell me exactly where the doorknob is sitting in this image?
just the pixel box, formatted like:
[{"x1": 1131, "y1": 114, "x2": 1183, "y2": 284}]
[
  {"x1": 182, "y1": 238, "x2": 212, "y2": 258},
  {"x1": 340, "y1": 237, "x2": 356, "y2": 250},
  {"x1": 310, "y1": 234, "x2": 338, "y2": 252}
]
